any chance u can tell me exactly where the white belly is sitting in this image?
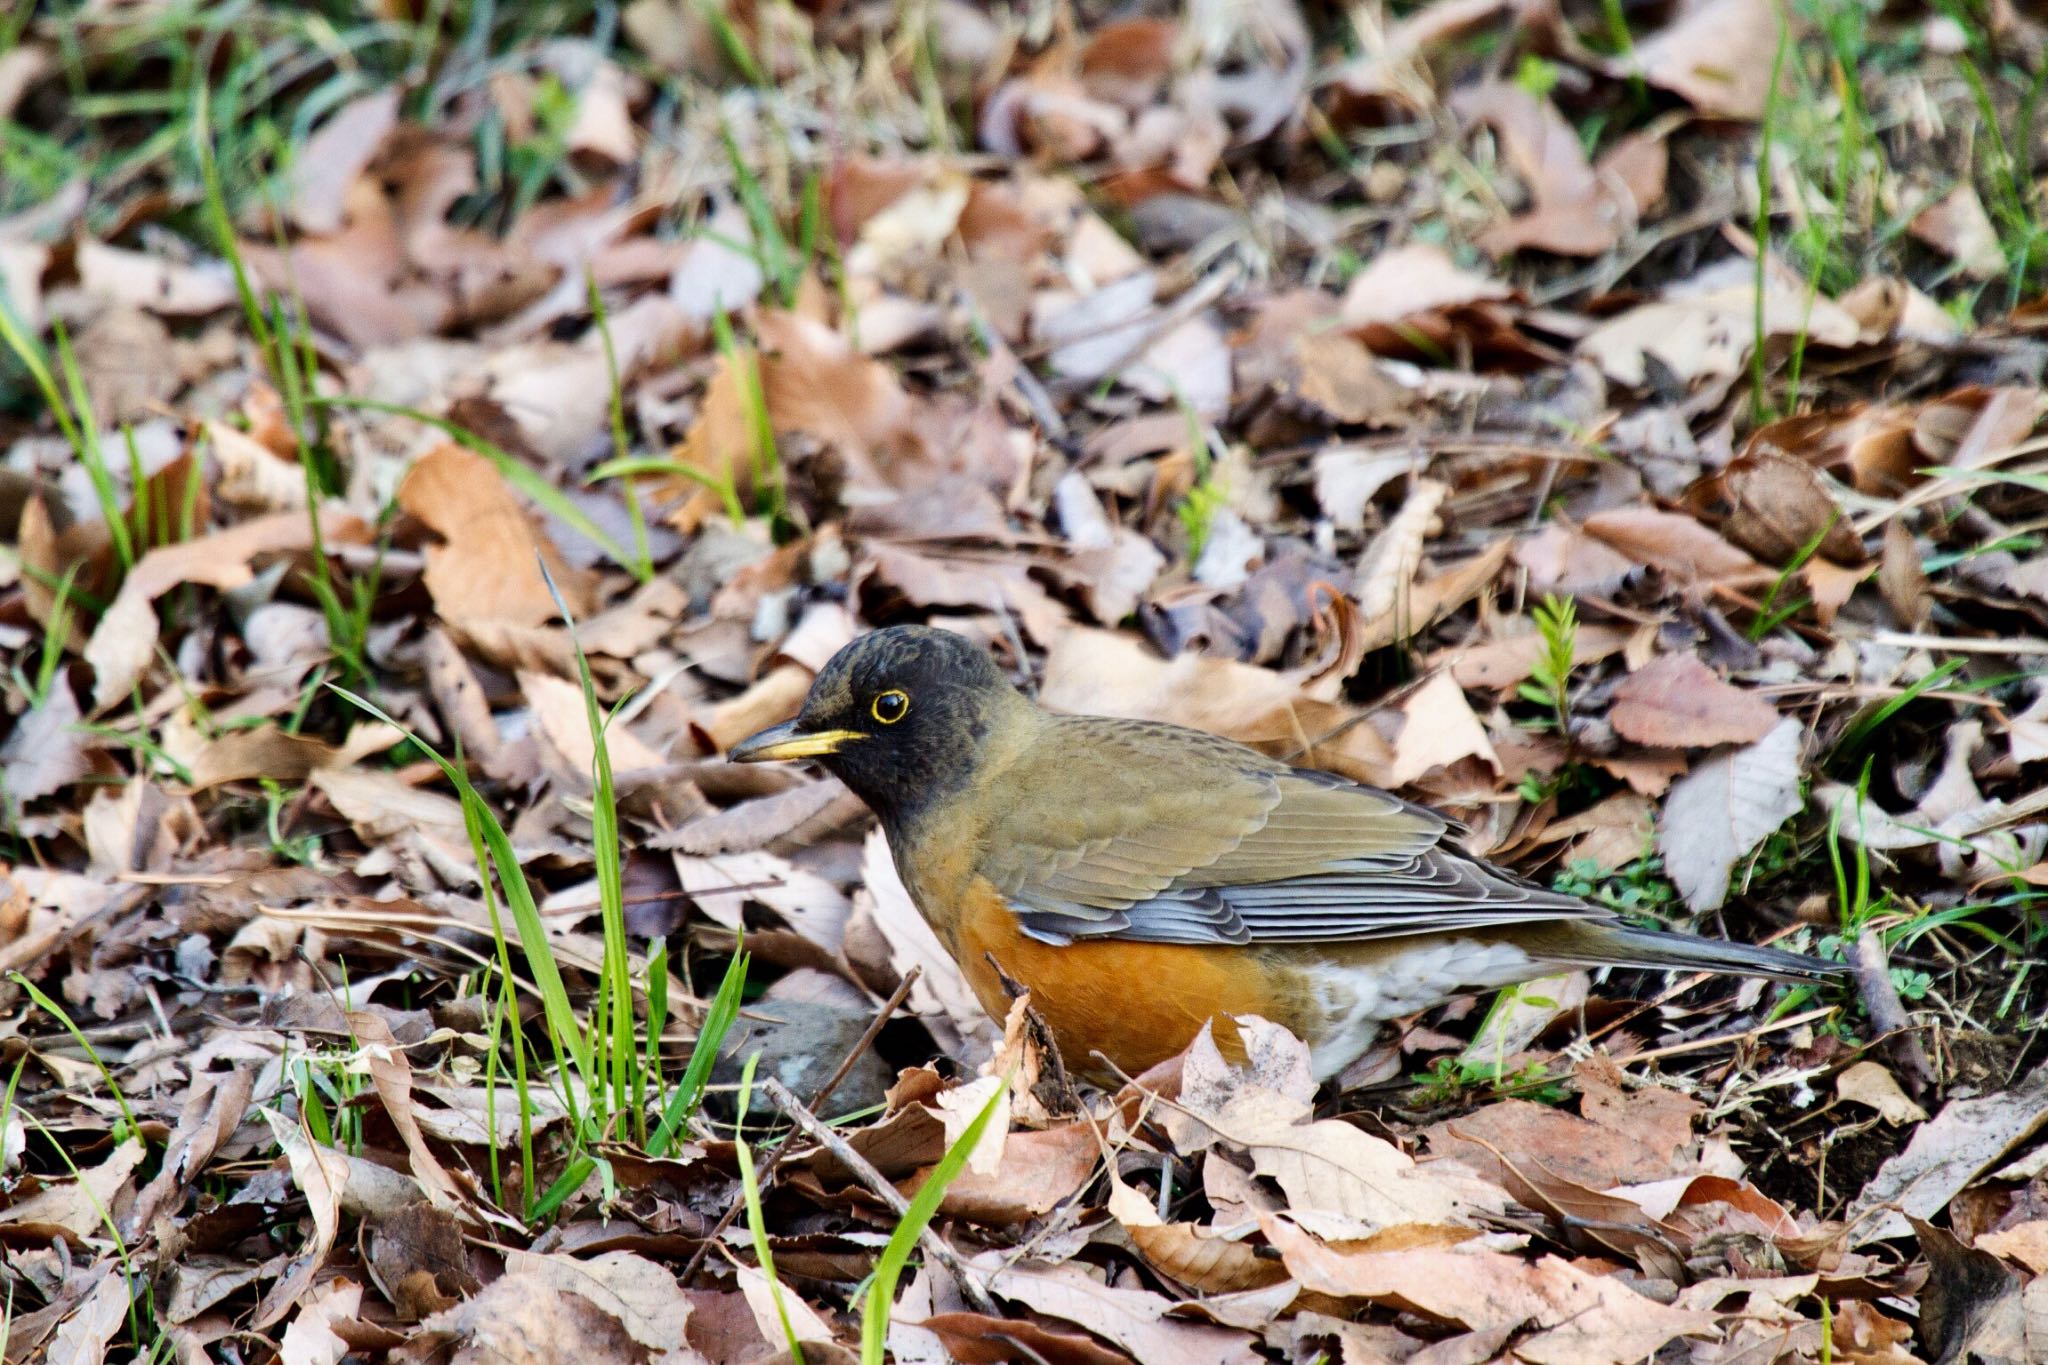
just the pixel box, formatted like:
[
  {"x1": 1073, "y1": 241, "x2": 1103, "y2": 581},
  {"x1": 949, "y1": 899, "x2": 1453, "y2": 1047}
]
[{"x1": 1304, "y1": 938, "x2": 1539, "y2": 1080}]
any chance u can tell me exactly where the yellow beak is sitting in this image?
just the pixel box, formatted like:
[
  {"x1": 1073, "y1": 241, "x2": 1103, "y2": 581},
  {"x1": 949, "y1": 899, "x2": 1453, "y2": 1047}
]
[{"x1": 728, "y1": 720, "x2": 865, "y2": 763}]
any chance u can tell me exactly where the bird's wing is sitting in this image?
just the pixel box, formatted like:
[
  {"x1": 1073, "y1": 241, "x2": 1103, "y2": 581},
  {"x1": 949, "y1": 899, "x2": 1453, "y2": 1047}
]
[{"x1": 980, "y1": 719, "x2": 1605, "y2": 946}]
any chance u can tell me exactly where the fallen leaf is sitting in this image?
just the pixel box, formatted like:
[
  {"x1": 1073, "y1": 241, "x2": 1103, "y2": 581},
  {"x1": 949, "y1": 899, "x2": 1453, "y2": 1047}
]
[
  {"x1": 1836, "y1": 1060, "x2": 1930, "y2": 1127},
  {"x1": 1619, "y1": 0, "x2": 1784, "y2": 118},
  {"x1": 85, "y1": 508, "x2": 370, "y2": 709},
  {"x1": 1608, "y1": 652, "x2": 1780, "y2": 749},
  {"x1": 1910, "y1": 183, "x2": 2005, "y2": 279},
  {"x1": 1262, "y1": 1216, "x2": 1719, "y2": 1363},
  {"x1": 1850, "y1": 1063, "x2": 2048, "y2": 1244},
  {"x1": 979, "y1": 1258, "x2": 1264, "y2": 1365},
  {"x1": 1658, "y1": 717, "x2": 1806, "y2": 911},
  {"x1": 1711, "y1": 450, "x2": 1865, "y2": 565},
  {"x1": 1339, "y1": 243, "x2": 1510, "y2": 327},
  {"x1": 1389, "y1": 671, "x2": 1500, "y2": 787},
  {"x1": 75, "y1": 240, "x2": 236, "y2": 316},
  {"x1": 397, "y1": 442, "x2": 598, "y2": 631},
  {"x1": 1580, "y1": 258, "x2": 1860, "y2": 388},
  {"x1": 288, "y1": 88, "x2": 401, "y2": 233},
  {"x1": 1452, "y1": 82, "x2": 1630, "y2": 257}
]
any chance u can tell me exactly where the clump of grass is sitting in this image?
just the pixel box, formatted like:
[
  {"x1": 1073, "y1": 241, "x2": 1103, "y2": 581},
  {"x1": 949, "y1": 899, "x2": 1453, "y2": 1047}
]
[{"x1": 331, "y1": 570, "x2": 748, "y2": 1219}]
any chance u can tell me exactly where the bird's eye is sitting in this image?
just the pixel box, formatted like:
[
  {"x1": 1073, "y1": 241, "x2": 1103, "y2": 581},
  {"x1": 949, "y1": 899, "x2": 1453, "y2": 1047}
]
[{"x1": 871, "y1": 689, "x2": 909, "y2": 725}]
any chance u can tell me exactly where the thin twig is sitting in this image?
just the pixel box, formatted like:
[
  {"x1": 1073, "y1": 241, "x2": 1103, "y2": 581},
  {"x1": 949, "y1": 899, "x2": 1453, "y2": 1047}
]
[
  {"x1": 1849, "y1": 929, "x2": 1937, "y2": 1097},
  {"x1": 759, "y1": 1075, "x2": 999, "y2": 1315},
  {"x1": 680, "y1": 967, "x2": 923, "y2": 1284}
]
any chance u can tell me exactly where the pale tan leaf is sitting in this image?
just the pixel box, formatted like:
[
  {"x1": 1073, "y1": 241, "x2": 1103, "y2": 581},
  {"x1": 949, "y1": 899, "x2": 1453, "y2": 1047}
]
[{"x1": 1658, "y1": 717, "x2": 1806, "y2": 911}]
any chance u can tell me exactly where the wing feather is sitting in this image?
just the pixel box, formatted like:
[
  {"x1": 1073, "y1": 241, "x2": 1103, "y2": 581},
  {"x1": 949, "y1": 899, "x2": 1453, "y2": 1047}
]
[{"x1": 980, "y1": 715, "x2": 1604, "y2": 947}]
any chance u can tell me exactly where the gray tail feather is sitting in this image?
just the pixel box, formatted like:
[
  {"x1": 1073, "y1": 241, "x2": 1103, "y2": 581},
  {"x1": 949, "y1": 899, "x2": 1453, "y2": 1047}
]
[{"x1": 1555, "y1": 925, "x2": 1844, "y2": 984}]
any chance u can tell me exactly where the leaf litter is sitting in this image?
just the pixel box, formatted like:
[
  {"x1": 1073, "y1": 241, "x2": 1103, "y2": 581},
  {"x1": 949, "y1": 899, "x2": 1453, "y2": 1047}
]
[{"x1": 4, "y1": 2, "x2": 2048, "y2": 1362}]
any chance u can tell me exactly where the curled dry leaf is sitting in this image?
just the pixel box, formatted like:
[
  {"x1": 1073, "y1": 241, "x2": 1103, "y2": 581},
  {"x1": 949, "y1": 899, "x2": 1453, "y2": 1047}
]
[
  {"x1": 1108, "y1": 1175, "x2": 1291, "y2": 1296},
  {"x1": 1707, "y1": 450, "x2": 1865, "y2": 566}
]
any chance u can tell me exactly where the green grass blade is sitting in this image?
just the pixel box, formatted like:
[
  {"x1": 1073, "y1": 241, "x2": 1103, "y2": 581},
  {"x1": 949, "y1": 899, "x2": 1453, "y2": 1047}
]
[
  {"x1": 649, "y1": 945, "x2": 749, "y2": 1156},
  {"x1": 861, "y1": 1078, "x2": 1006, "y2": 1364}
]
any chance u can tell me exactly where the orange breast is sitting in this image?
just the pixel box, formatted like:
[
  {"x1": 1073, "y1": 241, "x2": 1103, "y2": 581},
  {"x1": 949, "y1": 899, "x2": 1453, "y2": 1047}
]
[{"x1": 950, "y1": 877, "x2": 1315, "y2": 1080}]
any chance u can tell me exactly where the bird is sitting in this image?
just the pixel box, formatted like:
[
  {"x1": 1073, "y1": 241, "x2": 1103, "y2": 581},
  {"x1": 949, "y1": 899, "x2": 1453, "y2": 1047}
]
[{"x1": 730, "y1": 625, "x2": 1841, "y2": 1083}]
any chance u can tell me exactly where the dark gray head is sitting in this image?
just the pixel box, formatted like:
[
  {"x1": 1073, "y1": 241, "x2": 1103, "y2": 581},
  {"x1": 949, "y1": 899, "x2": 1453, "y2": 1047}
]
[{"x1": 728, "y1": 626, "x2": 1022, "y2": 833}]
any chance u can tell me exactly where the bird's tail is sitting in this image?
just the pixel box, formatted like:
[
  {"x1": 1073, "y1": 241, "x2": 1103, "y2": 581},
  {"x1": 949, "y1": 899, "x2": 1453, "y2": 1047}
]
[{"x1": 1540, "y1": 922, "x2": 1844, "y2": 984}]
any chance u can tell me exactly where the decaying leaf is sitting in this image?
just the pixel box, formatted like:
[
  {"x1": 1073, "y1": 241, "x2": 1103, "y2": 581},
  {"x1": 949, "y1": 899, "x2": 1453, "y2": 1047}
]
[{"x1": 1658, "y1": 718, "x2": 1806, "y2": 910}]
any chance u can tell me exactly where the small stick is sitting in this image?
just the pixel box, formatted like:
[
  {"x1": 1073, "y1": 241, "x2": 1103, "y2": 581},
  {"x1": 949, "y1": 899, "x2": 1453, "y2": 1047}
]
[
  {"x1": 759, "y1": 1075, "x2": 999, "y2": 1316},
  {"x1": 1849, "y1": 929, "x2": 1937, "y2": 1097},
  {"x1": 680, "y1": 968, "x2": 922, "y2": 1284}
]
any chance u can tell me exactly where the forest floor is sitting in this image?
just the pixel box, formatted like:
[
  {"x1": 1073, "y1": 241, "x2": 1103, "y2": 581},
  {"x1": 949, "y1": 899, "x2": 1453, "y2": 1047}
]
[{"x1": 3, "y1": 1, "x2": 2048, "y2": 1361}]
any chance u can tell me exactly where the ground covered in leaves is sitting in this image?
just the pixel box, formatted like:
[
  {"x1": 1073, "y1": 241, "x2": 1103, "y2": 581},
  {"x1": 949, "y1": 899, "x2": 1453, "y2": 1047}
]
[{"x1": 4, "y1": 0, "x2": 2048, "y2": 1361}]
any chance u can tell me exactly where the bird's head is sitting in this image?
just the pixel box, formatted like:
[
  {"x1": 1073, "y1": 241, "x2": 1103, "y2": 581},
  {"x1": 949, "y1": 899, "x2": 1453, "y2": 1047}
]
[{"x1": 728, "y1": 625, "x2": 1023, "y2": 829}]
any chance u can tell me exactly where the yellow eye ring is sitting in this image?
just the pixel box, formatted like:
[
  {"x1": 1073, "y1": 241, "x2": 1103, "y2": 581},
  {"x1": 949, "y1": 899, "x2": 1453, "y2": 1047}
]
[{"x1": 871, "y1": 689, "x2": 909, "y2": 725}]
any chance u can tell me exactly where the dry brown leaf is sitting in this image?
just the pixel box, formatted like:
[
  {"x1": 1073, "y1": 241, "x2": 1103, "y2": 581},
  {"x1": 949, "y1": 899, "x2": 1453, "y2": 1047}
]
[
  {"x1": 252, "y1": 1112, "x2": 347, "y2": 1329},
  {"x1": 1339, "y1": 243, "x2": 1509, "y2": 327},
  {"x1": 926, "y1": 1121, "x2": 1097, "y2": 1224},
  {"x1": 75, "y1": 240, "x2": 236, "y2": 316},
  {"x1": 0, "y1": 1138, "x2": 145, "y2": 1238},
  {"x1": 1262, "y1": 1215, "x2": 1719, "y2": 1362},
  {"x1": 1619, "y1": 0, "x2": 1784, "y2": 118},
  {"x1": 2, "y1": 685, "x2": 98, "y2": 805},
  {"x1": 1581, "y1": 507, "x2": 1768, "y2": 586},
  {"x1": 1836, "y1": 1060, "x2": 1930, "y2": 1127},
  {"x1": 1880, "y1": 518, "x2": 1932, "y2": 630},
  {"x1": 1976, "y1": 1220, "x2": 2048, "y2": 1275},
  {"x1": 1434, "y1": 622, "x2": 1632, "y2": 692},
  {"x1": 1108, "y1": 1176, "x2": 1291, "y2": 1296},
  {"x1": 1389, "y1": 671, "x2": 1500, "y2": 788},
  {"x1": 978, "y1": 1258, "x2": 1264, "y2": 1365},
  {"x1": 1292, "y1": 332, "x2": 1413, "y2": 426},
  {"x1": 397, "y1": 442, "x2": 597, "y2": 630},
  {"x1": 1354, "y1": 478, "x2": 1447, "y2": 620},
  {"x1": 288, "y1": 88, "x2": 401, "y2": 233},
  {"x1": 1580, "y1": 259, "x2": 1861, "y2": 387},
  {"x1": 86, "y1": 508, "x2": 371, "y2": 709},
  {"x1": 1910, "y1": 183, "x2": 2005, "y2": 279},
  {"x1": 1712, "y1": 450, "x2": 1865, "y2": 565},
  {"x1": 1452, "y1": 83, "x2": 1629, "y2": 257},
  {"x1": 347, "y1": 1010, "x2": 486, "y2": 1220},
  {"x1": 1608, "y1": 652, "x2": 1779, "y2": 749},
  {"x1": 418, "y1": 1249, "x2": 690, "y2": 1364},
  {"x1": 1850, "y1": 1062, "x2": 2048, "y2": 1244},
  {"x1": 206, "y1": 420, "x2": 310, "y2": 512}
]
